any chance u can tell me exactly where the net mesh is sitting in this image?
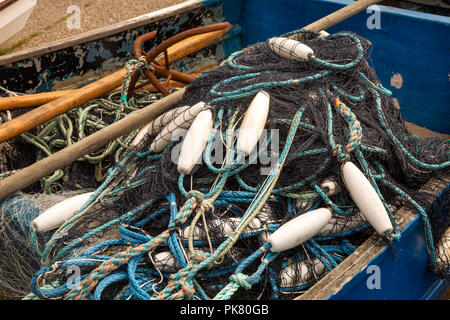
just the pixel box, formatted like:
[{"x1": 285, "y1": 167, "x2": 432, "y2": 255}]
[{"x1": 0, "y1": 29, "x2": 449, "y2": 300}]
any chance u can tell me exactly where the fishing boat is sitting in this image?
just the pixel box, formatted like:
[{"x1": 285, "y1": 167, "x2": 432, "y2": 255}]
[{"x1": 0, "y1": 0, "x2": 448, "y2": 300}]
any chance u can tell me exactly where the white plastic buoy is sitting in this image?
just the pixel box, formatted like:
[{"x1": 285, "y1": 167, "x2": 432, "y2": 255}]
[
  {"x1": 279, "y1": 258, "x2": 326, "y2": 288},
  {"x1": 177, "y1": 109, "x2": 214, "y2": 174},
  {"x1": 320, "y1": 178, "x2": 340, "y2": 196},
  {"x1": 236, "y1": 91, "x2": 270, "y2": 156},
  {"x1": 150, "y1": 102, "x2": 205, "y2": 153},
  {"x1": 268, "y1": 208, "x2": 332, "y2": 252},
  {"x1": 318, "y1": 30, "x2": 330, "y2": 38},
  {"x1": 130, "y1": 123, "x2": 152, "y2": 147},
  {"x1": 182, "y1": 217, "x2": 261, "y2": 240},
  {"x1": 341, "y1": 161, "x2": 393, "y2": 235},
  {"x1": 31, "y1": 192, "x2": 94, "y2": 232},
  {"x1": 268, "y1": 37, "x2": 314, "y2": 61}
]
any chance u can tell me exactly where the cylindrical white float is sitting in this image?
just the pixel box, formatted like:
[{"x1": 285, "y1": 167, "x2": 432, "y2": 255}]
[
  {"x1": 257, "y1": 204, "x2": 273, "y2": 223},
  {"x1": 182, "y1": 217, "x2": 261, "y2": 240},
  {"x1": 130, "y1": 122, "x2": 152, "y2": 147},
  {"x1": 150, "y1": 102, "x2": 205, "y2": 153},
  {"x1": 341, "y1": 161, "x2": 393, "y2": 235},
  {"x1": 147, "y1": 105, "x2": 190, "y2": 136},
  {"x1": 279, "y1": 258, "x2": 326, "y2": 288},
  {"x1": 31, "y1": 192, "x2": 94, "y2": 232},
  {"x1": 236, "y1": 91, "x2": 270, "y2": 156},
  {"x1": 177, "y1": 109, "x2": 214, "y2": 174},
  {"x1": 436, "y1": 226, "x2": 450, "y2": 269},
  {"x1": 268, "y1": 208, "x2": 332, "y2": 252},
  {"x1": 268, "y1": 37, "x2": 314, "y2": 61}
]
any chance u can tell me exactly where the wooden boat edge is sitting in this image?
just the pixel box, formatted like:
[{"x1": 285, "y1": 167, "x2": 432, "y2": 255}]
[{"x1": 0, "y1": 0, "x2": 204, "y2": 65}]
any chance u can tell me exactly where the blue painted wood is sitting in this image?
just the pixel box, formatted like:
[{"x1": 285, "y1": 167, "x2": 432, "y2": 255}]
[{"x1": 220, "y1": 0, "x2": 450, "y2": 134}]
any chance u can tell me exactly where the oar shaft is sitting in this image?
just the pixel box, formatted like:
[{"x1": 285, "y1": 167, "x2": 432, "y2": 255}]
[{"x1": 0, "y1": 88, "x2": 185, "y2": 200}]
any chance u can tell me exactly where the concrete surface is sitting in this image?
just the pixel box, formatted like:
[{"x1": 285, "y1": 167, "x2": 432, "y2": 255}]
[{"x1": 0, "y1": 0, "x2": 185, "y2": 53}]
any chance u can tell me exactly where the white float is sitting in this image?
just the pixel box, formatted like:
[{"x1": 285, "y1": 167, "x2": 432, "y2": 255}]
[
  {"x1": 131, "y1": 106, "x2": 191, "y2": 147},
  {"x1": 268, "y1": 37, "x2": 314, "y2": 61},
  {"x1": 279, "y1": 258, "x2": 326, "y2": 288},
  {"x1": 318, "y1": 30, "x2": 330, "y2": 38},
  {"x1": 149, "y1": 101, "x2": 205, "y2": 153},
  {"x1": 317, "y1": 212, "x2": 366, "y2": 236},
  {"x1": 236, "y1": 91, "x2": 270, "y2": 156},
  {"x1": 130, "y1": 122, "x2": 152, "y2": 147},
  {"x1": 182, "y1": 217, "x2": 261, "y2": 240},
  {"x1": 31, "y1": 192, "x2": 94, "y2": 232},
  {"x1": 268, "y1": 208, "x2": 332, "y2": 252},
  {"x1": 177, "y1": 109, "x2": 214, "y2": 174},
  {"x1": 341, "y1": 161, "x2": 393, "y2": 235}
]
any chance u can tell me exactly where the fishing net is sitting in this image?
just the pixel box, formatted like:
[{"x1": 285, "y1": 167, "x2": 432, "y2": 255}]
[
  {"x1": 1, "y1": 28, "x2": 449, "y2": 300},
  {"x1": 0, "y1": 86, "x2": 177, "y2": 298}
]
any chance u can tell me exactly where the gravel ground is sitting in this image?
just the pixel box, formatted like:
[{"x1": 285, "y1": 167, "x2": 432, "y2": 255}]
[{"x1": 0, "y1": 0, "x2": 186, "y2": 53}]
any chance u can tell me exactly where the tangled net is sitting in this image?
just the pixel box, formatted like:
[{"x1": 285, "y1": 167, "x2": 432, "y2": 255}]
[
  {"x1": 0, "y1": 85, "x2": 172, "y2": 193},
  {"x1": 1, "y1": 29, "x2": 449, "y2": 300}
]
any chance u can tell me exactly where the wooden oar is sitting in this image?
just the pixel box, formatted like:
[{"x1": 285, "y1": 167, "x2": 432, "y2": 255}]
[{"x1": 0, "y1": 0, "x2": 383, "y2": 200}]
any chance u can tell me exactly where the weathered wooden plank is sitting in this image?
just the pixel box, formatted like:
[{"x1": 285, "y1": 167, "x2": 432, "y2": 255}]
[{"x1": 0, "y1": 0, "x2": 203, "y2": 65}]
